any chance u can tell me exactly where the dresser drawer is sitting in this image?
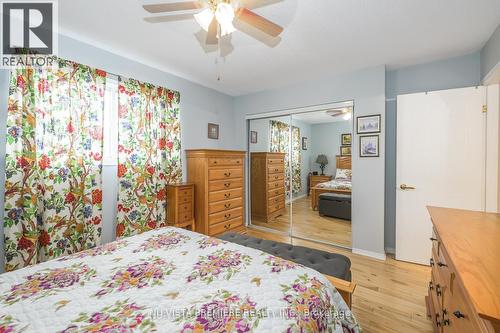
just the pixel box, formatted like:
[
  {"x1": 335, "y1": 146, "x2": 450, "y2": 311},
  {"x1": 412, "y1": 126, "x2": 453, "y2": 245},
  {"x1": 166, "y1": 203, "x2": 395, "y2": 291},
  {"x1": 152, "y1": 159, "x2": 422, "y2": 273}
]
[
  {"x1": 268, "y1": 165, "x2": 284, "y2": 174},
  {"x1": 209, "y1": 207, "x2": 243, "y2": 225},
  {"x1": 444, "y1": 281, "x2": 482, "y2": 333},
  {"x1": 209, "y1": 168, "x2": 243, "y2": 180},
  {"x1": 268, "y1": 201, "x2": 285, "y2": 214},
  {"x1": 209, "y1": 188, "x2": 243, "y2": 202},
  {"x1": 268, "y1": 158, "x2": 284, "y2": 165},
  {"x1": 268, "y1": 173, "x2": 284, "y2": 182},
  {"x1": 178, "y1": 202, "x2": 192, "y2": 213},
  {"x1": 268, "y1": 194, "x2": 285, "y2": 206},
  {"x1": 209, "y1": 216, "x2": 243, "y2": 235},
  {"x1": 268, "y1": 180, "x2": 284, "y2": 190},
  {"x1": 208, "y1": 197, "x2": 243, "y2": 214},
  {"x1": 268, "y1": 187, "x2": 285, "y2": 198},
  {"x1": 209, "y1": 178, "x2": 243, "y2": 192},
  {"x1": 209, "y1": 158, "x2": 243, "y2": 167},
  {"x1": 178, "y1": 195, "x2": 192, "y2": 205},
  {"x1": 178, "y1": 187, "x2": 193, "y2": 198},
  {"x1": 178, "y1": 210, "x2": 193, "y2": 223}
]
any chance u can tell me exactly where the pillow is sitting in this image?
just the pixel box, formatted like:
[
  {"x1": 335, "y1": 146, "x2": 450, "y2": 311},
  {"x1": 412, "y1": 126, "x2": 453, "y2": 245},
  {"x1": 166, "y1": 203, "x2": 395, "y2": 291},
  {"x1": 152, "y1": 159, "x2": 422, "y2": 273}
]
[{"x1": 335, "y1": 168, "x2": 352, "y2": 180}]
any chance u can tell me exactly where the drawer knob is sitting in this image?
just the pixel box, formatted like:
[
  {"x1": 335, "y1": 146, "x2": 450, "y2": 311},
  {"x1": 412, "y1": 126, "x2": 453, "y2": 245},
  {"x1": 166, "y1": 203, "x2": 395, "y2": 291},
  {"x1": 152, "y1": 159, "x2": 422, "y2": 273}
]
[
  {"x1": 225, "y1": 193, "x2": 231, "y2": 198},
  {"x1": 443, "y1": 319, "x2": 450, "y2": 326},
  {"x1": 430, "y1": 237, "x2": 438, "y2": 241},
  {"x1": 435, "y1": 316, "x2": 441, "y2": 327},
  {"x1": 437, "y1": 262, "x2": 447, "y2": 267},
  {"x1": 224, "y1": 213, "x2": 231, "y2": 219},
  {"x1": 224, "y1": 172, "x2": 231, "y2": 177},
  {"x1": 225, "y1": 203, "x2": 231, "y2": 209},
  {"x1": 429, "y1": 258, "x2": 434, "y2": 267},
  {"x1": 275, "y1": 168, "x2": 278, "y2": 172},
  {"x1": 453, "y1": 311, "x2": 465, "y2": 319},
  {"x1": 214, "y1": 161, "x2": 218, "y2": 164},
  {"x1": 428, "y1": 281, "x2": 434, "y2": 290},
  {"x1": 436, "y1": 284, "x2": 442, "y2": 296},
  {"x1": 224, "y1": 183, "x2": 230, "y2": 188}
]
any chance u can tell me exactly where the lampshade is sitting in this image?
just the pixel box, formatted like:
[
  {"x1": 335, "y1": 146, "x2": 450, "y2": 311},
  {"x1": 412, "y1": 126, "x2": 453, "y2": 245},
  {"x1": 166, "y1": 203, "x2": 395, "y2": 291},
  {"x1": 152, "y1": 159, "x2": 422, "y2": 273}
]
[
  {"x1": 215, "y1": 2, "x2": 236, "y2": 37},
  {"x1": 194, "y1": 8, "x2": 214, "y2": 32},
  {"x1": 316, "y1": 154, "x2": 328, "y2": 165}
]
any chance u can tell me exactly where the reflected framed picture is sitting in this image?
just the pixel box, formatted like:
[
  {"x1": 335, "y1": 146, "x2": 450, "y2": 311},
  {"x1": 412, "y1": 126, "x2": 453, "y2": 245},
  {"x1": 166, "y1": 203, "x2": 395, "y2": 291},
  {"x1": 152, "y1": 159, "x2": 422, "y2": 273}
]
[
  {"x1": 208, "y1": 123, "x2": 219, "y2": 140},
  {"x1": 357, "y1": 114, "x2": 381, "y2": 134},
  {"x1": 340, "y1": 146, "x2": 351, "y2": 156},
  {"x1": 302, "y1": 137, "x2": 308, "y2": 150},
  {"x1": 250, "y1": 131, "x2": 258, "y2": 144},
  {"x1": 341, "y1": 133, "x2": 352, "y2": 145},
  {"x1": 360, "y1": 135, "x2": 379, "y2": 157}
]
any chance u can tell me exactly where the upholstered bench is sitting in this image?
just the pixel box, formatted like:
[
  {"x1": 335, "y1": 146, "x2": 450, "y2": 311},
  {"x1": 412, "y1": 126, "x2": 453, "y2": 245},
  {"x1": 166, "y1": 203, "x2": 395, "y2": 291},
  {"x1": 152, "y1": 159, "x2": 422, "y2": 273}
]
[
  {"x1": 218, "y1": 232, "x2": 356, "y2": 307},
  {"x1": 319, "y1": 193, "x2": 351, "y2": 220}
]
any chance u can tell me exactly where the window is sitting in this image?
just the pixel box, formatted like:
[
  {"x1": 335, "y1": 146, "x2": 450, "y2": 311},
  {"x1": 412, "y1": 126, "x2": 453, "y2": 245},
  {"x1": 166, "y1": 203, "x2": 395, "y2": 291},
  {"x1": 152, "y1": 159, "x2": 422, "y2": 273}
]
[{"x1": 103, "y1": 75, "x2": 118, "y2": 165}]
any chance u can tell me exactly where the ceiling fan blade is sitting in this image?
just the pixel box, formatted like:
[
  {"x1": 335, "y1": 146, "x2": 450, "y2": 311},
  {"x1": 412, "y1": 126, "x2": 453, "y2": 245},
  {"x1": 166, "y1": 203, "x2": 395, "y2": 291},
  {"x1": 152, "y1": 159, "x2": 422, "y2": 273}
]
[
  {"x1": 236, "y1": 8, "x2": 283, "y2": 37},
  {"x1": 143, "y1": 1, "x2": 200, "y2": 13},
  {"x1": 206, "y1": 18, "x2": 218, "y2": 45},
  {"x1": 144, "y1": 13, "x2": 194, "y2": 23}
]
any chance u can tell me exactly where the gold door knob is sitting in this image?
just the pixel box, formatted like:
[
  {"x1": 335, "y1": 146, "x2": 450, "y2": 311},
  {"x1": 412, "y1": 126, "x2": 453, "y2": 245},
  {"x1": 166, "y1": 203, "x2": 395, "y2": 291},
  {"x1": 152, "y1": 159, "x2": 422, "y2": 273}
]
[{"x1": 400, "y1": 184, "x2": 416, "y2": 190}]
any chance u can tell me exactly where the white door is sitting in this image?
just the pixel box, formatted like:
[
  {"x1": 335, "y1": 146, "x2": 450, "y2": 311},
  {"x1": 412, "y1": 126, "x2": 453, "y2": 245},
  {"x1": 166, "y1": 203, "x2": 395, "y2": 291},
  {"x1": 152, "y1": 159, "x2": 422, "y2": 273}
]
[{"x1": 396, "y1": 87, "x2": 486, "y2": 265}]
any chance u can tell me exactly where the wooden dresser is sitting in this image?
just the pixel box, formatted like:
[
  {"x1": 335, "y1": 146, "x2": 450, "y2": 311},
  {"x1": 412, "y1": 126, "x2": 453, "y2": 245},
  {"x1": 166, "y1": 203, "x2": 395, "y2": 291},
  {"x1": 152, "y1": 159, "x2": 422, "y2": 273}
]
[
  {"x1": 426, "y1": 207, "x2": 500, "y2": 333},
  {"x1": 250, "y1": 152, "x2": 286, "y2": 222},
  {"x1": 166, "y1": 183, "x2": 195, "y2": 231},
  {"x1": 309, "y1": 174, "x2": 332, "y2": 195},
  {"x1": 186, "y1": 149, "x2": 246, "y2": 236}
]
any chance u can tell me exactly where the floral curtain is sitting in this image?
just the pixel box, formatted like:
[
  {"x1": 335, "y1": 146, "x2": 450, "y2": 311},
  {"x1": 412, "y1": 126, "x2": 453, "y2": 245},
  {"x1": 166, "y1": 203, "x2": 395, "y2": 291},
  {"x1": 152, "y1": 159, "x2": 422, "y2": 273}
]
[
  {"x1": 3, "y1": 60, "x2": 107, "y2": 271},
  {"x1": 269, "y1": 120, "x2": 302, "y2": 194},
  {"x1": 116, "y1": 78, "x2": 182, "y2": 238}
]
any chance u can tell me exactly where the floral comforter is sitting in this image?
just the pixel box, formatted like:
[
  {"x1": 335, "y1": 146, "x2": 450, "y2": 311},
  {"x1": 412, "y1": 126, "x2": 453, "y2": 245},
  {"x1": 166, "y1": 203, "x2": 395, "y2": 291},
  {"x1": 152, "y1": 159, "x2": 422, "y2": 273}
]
[
  {"x1": 0, "y1": 227, "x2": 360, "y2": 333},
  {"x1": 316, "y1": 179, "x2": 352, "y2": 192}
]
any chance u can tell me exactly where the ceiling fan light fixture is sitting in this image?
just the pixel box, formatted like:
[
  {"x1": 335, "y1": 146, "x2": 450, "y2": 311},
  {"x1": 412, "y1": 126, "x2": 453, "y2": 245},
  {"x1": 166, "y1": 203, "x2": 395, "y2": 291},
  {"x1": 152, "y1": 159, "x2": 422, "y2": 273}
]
[
  {"x1": 194, "y1": 7, "x2": 214, "y2": 31},
  {"x1": 215, "y1": 2, "x2": 235, "y2": 36}
]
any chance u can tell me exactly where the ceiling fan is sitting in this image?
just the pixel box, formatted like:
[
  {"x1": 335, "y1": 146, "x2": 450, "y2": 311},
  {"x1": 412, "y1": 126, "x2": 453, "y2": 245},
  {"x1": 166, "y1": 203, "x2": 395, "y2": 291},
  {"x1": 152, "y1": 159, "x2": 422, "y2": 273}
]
[
  {"x1": 143, "y1": 0, "x2": 284, "y2": 45},
  {"x1": 326, "y1": 107, "x2": 353, "y2": 121}
]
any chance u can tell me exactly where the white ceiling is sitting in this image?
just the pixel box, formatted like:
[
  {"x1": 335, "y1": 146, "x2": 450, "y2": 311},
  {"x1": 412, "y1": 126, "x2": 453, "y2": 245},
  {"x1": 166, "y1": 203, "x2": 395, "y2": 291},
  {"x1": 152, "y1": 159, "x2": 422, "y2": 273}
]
[{"x1": 59, "y1": 0, "x2": 500, "y2": 96}]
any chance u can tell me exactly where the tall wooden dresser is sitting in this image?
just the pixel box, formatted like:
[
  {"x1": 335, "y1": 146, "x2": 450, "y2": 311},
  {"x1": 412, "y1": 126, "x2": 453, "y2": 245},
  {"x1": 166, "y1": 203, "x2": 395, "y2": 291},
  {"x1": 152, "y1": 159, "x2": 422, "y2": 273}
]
[
  {"x1": 186, "y1": 149, "x2": 246, "y2": 236},
  {"x1": 250, "y1": 152, "x2": 286, "y2": 222},
  {"x1": 426, "y1": 207, "x2": 500, "y2": 333}
]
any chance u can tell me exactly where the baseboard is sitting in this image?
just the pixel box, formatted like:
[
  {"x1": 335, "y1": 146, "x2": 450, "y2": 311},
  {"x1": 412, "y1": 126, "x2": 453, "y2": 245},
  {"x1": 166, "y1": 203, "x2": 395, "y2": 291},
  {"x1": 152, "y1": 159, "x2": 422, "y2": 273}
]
[
  {"x1": 352, "y1": 248, "x2": 386, "y2": 261},
  {"x1": 385, "y1": 247, "x2": 395, "y2": 255}
]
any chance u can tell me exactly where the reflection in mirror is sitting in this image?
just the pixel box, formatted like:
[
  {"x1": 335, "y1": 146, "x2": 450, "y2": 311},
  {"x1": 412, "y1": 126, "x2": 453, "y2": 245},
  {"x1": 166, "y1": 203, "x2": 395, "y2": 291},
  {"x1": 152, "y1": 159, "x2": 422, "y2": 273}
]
[
  {"x1": 291, "y1": 106, "x2": 353, "y2": 248},
  {"x1": 249, "y1": 115, "x2": 292, "y2": 236}
]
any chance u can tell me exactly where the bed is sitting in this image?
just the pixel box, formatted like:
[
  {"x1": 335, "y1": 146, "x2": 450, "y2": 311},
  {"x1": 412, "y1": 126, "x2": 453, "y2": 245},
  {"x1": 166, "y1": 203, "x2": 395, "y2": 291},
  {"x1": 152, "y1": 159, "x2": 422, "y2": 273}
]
[
  {"x1": 0, "y1": 227, "x2": 360, "y2": 333},
  {"x1": 311, "y1": 156, "x2": 352, "y2": 210}
]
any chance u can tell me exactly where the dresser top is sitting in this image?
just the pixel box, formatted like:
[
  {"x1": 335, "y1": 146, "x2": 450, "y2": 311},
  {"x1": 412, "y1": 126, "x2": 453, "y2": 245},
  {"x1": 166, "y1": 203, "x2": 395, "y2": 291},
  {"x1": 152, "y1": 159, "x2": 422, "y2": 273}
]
[
  {"x1": 185, "y1": 149, "x2": 246, "y2": 156},
  {"x1": 427, "y1": 206, "x2": 500, "y2": 323}
]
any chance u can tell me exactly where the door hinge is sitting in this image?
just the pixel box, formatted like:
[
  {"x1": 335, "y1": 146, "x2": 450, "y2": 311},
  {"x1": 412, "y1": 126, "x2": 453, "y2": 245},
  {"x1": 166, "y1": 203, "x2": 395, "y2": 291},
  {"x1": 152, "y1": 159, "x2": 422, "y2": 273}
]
[{"x1": 482, "y1": 105, "x2": 487, "y2": 113}]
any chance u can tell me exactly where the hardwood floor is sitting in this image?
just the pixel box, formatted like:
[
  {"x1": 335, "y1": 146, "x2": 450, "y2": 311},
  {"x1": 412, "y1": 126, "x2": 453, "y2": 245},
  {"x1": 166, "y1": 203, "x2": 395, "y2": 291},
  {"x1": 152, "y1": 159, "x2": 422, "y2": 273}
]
[
  {"x1": 251, "y1": 196, "x2": 352, "y2": 247},
  {"x1": 245, "y1": 228, "x2": 433, "y2": 333}
]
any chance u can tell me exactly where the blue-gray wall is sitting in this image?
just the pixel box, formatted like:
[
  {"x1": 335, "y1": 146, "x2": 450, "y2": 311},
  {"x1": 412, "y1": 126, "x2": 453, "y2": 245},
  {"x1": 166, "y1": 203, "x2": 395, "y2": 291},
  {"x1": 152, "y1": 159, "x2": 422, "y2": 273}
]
[
  {"x1": 0, "y1": 35, "x2": 237, "y2": 273},
  {"x1": 384, "y1": 52, "x2": 481, "y2": 251},
  {"x1": 481, "y1": 23, "x2": 500, "y2": 80},
  {"x1": 310, "y1": 121, "x2": 352, "y2": 176}
]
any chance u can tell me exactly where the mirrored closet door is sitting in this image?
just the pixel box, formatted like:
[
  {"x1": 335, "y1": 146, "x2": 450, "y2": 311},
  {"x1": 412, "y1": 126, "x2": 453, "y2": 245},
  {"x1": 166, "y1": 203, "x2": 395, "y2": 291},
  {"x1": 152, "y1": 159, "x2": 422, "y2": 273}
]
[
  {"x1": 290, "y1": 108, "x2": 353, "y2": 248},
  {"x1": 247, "y1": 101, "x2": 354, "y2": 249},
  {"x1": 248, "y1": 115, "x2": 293, "y2": 238}
]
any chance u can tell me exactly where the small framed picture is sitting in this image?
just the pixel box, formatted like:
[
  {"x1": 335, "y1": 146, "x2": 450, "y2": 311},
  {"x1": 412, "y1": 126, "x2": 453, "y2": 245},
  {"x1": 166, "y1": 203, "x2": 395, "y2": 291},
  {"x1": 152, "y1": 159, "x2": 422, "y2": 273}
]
[
  {"x1": 341, "y1": 133, "x2": 352, "y2": 145},
  {"x1": 250, "y1": 131, "x2": 258, "y2": 144},
  {"x1": 208, "y1": 123, "x2": 219, "y2": 140},
  {"x1": 357, "y1": 114, "x2": 381, "y2": 134},
  {"x1": 302, "y1": 137, "x2": 308, "y2": 150},
  {"x1": 340, "y1": 146, "x2": 351, "y2": 156},
  {"x1": 360, "y1": 135, "x2": 379, "y2": 157}
]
